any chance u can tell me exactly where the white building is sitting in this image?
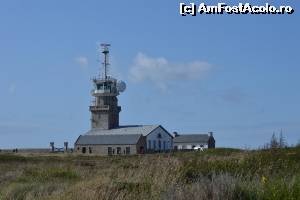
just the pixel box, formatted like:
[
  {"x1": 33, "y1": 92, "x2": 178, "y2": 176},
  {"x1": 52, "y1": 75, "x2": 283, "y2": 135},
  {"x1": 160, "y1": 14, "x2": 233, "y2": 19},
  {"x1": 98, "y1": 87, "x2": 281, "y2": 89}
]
[{"x1": 173, "y1": 132, "x2": 215, "y2": 150}]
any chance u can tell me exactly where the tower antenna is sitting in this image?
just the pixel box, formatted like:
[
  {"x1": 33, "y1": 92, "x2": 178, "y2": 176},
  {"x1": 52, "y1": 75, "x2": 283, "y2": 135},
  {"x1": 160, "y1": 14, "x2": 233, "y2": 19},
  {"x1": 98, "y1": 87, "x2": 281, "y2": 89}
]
[{"x1": 100, "y1": 43, "x2": 111, "y2": 80}]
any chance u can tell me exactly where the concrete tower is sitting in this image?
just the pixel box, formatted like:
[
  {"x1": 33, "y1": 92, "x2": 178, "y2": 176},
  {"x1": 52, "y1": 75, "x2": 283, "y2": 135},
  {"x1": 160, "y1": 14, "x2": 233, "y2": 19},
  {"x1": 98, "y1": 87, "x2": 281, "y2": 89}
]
[{"x1": 90, "y1": 44, "x2": 125, "y2": 130}]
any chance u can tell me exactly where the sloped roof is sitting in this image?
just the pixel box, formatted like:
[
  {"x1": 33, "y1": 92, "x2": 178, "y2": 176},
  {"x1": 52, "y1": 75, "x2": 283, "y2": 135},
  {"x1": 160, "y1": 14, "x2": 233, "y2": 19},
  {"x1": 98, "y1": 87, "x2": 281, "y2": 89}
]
[
  {"x1": 84, "y1": 125, "x2": 160, "y2": 136},
  {"x1": 75, "y1": 134, "x2": 142, "y2": 145},
  {"x1": 173, "y1": 134, "x2": 210, "y2": 143}
]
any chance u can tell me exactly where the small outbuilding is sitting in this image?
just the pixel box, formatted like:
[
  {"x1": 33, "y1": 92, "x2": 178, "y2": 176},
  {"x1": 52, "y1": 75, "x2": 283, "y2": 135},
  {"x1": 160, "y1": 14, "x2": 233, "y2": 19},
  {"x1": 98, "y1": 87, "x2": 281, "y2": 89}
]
[{"x1": 173, "y1": 132, "x2": 215, "y2": 150}]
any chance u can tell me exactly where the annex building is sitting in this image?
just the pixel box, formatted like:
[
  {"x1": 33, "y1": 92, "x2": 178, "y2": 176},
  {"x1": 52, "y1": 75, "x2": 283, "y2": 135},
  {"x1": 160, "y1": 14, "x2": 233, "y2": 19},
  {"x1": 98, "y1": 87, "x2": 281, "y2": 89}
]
[{"x1": 173, "y1": 132, "x2": 215, "y2": 150}]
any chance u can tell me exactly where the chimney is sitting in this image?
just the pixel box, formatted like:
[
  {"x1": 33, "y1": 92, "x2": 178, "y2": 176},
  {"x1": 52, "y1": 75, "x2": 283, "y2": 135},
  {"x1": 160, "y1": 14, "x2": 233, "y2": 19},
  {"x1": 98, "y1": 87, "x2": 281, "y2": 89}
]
[
  {"x1": 173, "y1": 131, "x2": 179, "y2": 137},
  {"x1": 50, "y1": 142, "x2": 54, "y2": 152},
  {"x1": 209, "y1": 132, "x2": 213, "y2": 137},
  {"x1": 64, "y1": 142, "x2": 68, "y2": 152}
]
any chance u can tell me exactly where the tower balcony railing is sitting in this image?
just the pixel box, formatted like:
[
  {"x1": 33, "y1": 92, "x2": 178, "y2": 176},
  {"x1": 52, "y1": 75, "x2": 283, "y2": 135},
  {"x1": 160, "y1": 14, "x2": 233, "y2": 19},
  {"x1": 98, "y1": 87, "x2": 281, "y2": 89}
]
[
  {"x1": 92, "y1": 89, "x2": 111, "y2": 94},
  {"x1": 89, "y1": 105, "x2": 110, "y2": 111},
  {"x1": 91, "y1": 89, "x2": 118, "y2": 96},
  {"x1": 91, "y1": 76, "x2": 117, "y2": 83}
]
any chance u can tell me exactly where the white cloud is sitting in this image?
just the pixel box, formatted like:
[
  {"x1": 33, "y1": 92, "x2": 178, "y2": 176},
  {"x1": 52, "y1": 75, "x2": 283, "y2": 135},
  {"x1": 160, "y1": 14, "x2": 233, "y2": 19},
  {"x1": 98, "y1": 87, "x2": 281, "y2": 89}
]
[
  {"x1": 74, "y1": 56, "x2": 88, "y2": 71},
  {"x1": 129, "y1": 53, "x2": 212, "y2": 90}
]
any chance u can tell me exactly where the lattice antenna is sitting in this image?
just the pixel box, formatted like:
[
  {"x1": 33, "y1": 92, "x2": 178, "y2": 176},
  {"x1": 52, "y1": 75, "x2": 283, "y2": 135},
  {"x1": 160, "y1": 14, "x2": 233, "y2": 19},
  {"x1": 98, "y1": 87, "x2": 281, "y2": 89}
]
[{"x1": 99, "y1": 43, "x2": 111, "y2": 80}]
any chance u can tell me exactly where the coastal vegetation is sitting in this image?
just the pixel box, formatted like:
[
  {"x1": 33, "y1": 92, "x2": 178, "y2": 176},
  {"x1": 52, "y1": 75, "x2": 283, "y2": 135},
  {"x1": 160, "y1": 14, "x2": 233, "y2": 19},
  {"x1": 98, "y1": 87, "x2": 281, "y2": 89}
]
[{"x1": 0, "y1": 147, "x2": 299, "y2": 200}]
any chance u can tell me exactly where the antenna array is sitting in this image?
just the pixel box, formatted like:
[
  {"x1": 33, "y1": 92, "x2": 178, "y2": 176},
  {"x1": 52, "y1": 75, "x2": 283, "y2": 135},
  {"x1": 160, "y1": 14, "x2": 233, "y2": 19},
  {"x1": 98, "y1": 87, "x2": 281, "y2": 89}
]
[{"x1": 98, "y1": 43, "x2": 110, "y2": 80}]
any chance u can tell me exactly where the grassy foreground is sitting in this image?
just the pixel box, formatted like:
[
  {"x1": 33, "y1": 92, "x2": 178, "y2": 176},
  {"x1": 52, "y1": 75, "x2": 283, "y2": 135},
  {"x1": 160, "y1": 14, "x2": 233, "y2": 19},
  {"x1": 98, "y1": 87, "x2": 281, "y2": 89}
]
[{"x1": 0, "y1": 147, "x2": 299, "y2": 200}]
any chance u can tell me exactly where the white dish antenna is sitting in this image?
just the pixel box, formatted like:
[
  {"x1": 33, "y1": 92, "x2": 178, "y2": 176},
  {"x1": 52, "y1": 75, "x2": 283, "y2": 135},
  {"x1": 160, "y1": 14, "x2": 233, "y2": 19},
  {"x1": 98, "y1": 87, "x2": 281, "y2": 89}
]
[{"x1": 117, "y1": 80, "x2": 126, "y2": 92}]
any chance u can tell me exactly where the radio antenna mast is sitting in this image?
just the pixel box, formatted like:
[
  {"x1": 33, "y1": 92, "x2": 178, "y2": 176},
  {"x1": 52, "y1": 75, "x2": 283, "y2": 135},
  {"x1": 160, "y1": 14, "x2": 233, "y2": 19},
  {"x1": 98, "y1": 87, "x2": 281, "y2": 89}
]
[{"x1": 100, "y1": 43, "x2": 111, "y2": 80}]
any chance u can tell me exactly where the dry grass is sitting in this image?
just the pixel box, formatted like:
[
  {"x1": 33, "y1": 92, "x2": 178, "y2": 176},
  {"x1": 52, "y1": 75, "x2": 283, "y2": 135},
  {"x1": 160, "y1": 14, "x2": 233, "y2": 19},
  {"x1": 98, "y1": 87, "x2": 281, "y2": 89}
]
[{"x1": 0, "y1": 148, "x2": 299, "y2": 200}]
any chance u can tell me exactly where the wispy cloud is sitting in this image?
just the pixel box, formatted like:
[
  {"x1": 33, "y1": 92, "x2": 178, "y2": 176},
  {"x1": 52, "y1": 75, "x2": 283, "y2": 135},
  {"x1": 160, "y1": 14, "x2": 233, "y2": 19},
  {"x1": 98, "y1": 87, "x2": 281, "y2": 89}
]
[
  {"x1": 8, "y1": 83, "x2": 16, "y2": 95},
  {"x1": 129, "y1": 53, "x2": 212, "y2": 91},
  {"x1": 0, "y1": 121, "x2": 41, "y2": 135},
  {"x1": 74, "y1": 56, "x2": 88, "y2": 71},
  {"x1": 220, "y1": 87, "x2": 246, "y2": 104},
  {"x1": 109, "y1": 56, "x2": 123, "y2": 80}
]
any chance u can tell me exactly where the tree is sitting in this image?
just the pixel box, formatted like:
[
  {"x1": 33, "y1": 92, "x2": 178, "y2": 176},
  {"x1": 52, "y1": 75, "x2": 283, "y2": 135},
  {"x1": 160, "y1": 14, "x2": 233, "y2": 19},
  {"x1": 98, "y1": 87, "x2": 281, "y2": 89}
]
[
  {"x1": 279, "y1": 129, "x2": 286, "y2": 148},
  {"x1": 270, "y1": 132, "x2": 279, "y2": 149},
  {"x1": 296, "y1": 139, "x2": 300, "y2": 147}
]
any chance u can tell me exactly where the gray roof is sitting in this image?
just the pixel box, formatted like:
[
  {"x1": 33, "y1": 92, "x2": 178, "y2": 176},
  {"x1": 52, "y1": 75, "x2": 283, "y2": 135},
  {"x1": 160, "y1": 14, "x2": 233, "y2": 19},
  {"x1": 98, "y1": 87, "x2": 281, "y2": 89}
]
[
  {"x1": 173, "y1": 134, "x2": 210, "y2": 143},
  {"x1": 75, "y1": 134, "x2": 142, "y2": 145},
  {"x1": 84, "y1": 125, "x2": 160, "y2": 136}
]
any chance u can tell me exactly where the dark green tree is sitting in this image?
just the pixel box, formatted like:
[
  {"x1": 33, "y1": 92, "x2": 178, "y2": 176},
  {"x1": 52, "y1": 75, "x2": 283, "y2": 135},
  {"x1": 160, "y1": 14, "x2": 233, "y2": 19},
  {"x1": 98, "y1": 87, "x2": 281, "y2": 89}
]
[{"x1": 270, "y1": 132, "x2": 279, "y2": 149}]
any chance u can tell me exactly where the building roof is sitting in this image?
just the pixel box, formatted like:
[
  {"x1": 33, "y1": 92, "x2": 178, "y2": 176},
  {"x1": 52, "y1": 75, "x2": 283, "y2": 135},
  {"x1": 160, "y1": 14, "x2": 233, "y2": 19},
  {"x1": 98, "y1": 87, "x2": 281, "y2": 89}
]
[
  {"x1": 75, "y1": 134, "x2": 142, "y2": 145},
  {"x1": 84, "y1": 125, "x2": 161, "y2": 136},
  {"x1": 173, "y1": 134, "x2": 210, "y2": 143}
]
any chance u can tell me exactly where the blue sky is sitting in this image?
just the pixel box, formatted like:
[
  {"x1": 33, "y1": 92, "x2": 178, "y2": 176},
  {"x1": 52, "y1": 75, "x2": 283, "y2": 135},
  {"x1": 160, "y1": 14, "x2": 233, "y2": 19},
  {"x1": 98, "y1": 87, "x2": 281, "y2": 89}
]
[{"x1": 0, "y1": 1, "x2": 299, "y2": 148}]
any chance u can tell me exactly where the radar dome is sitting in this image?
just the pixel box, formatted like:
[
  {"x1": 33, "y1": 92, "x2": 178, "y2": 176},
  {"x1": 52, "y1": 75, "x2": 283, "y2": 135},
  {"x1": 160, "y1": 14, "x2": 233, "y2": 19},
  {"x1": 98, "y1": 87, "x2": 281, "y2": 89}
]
[{"x1": 117, "y1": 80, "x2": 126, "y2": 92}]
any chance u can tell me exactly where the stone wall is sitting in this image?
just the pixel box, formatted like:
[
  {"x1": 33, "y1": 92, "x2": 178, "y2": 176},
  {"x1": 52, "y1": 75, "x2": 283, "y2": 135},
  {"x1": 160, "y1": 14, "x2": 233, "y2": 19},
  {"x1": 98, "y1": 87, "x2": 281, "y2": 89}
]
[{"x1": 75, "y1": 144, "x2": 137, "y2": 155}]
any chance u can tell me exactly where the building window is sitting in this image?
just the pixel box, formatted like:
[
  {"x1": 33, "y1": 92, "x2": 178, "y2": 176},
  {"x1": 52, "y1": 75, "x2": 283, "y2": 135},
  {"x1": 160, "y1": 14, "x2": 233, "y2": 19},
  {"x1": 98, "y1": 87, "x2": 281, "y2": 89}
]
[
  {"x1": 163, "y1": 141, "x2": 166, "y2": 150},
  {"x1": 108, "y1": 147, "x2": 112, "y2": 155},
  {"x1": 148, "y1": 140, "x2": 151, "y2": 149},
  {"x1": 153, "y1": 140, "x2": 156, "y2": 150},
  {"x1": 82, "y1": 147, "x2": 86, "y2": 154},
  {"x1": 158, "y1": 140, "x2": 161, "y2": 150},
  {"x1": 126, "y1": 147, "x2": 130, "y2": 154},
  {"x1": 89, "y1": 147, "x2": 92, "y2": 154},
  {"x1": 117, "y1": 147, "x2": 121, "y2": 155},
  {"x1": 157, "y1": 133, "x2": 162, "y2": 138}
]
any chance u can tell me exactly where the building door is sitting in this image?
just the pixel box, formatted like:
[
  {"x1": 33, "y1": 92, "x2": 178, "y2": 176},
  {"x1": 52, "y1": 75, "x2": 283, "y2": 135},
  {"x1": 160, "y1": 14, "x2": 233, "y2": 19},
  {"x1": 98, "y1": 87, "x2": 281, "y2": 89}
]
[{"x1": 139, "y1": 146, "x2": 144, "y2": 154}]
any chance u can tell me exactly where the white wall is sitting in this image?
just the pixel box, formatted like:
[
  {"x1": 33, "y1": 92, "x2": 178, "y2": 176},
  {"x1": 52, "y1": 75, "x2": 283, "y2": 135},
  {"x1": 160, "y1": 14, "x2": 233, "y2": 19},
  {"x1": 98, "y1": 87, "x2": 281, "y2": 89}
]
[
  {"x1": 176, "y1": 143, "x2": 208, "y2": 150},
  {"x1": 146, "y1": 126, "x2": 173, "y2": 151}
]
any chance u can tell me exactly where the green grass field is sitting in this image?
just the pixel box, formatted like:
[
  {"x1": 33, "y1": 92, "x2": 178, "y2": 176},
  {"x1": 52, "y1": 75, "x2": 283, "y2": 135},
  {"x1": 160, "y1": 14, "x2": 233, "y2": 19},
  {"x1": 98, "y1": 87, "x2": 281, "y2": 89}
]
[{"x1": 0, "y1": 147, "x2": 299, "y2": 200}]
